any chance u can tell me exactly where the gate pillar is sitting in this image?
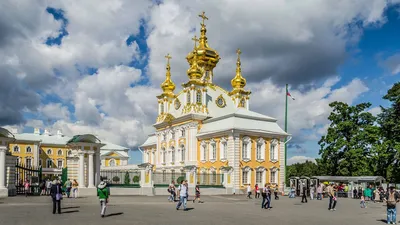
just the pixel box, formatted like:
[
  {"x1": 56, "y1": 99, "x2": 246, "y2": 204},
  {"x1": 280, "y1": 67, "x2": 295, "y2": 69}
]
[{"x1": 0, "y1": 146, "x2": 7, "y2": 197}]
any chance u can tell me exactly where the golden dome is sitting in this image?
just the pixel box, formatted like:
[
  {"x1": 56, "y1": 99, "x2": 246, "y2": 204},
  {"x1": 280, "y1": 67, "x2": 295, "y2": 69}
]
[
  {"x1": 187, "y1": 49, "x2": 202, "y2": 80},
  {"x1": 186, "y1": 12, "x2": 220, "y2": 72},
  {"x1": 161, "y1": 53, "x2": 176, "y2": 93},
  {"x1": 231, "y1": 49, "x2": 246, "y2": 89}
]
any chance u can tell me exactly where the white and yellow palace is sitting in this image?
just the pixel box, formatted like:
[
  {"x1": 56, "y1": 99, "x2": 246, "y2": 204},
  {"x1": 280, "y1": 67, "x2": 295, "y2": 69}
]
[{"x1": 140, "y1": 12, "x2": 289, "y2": 193}]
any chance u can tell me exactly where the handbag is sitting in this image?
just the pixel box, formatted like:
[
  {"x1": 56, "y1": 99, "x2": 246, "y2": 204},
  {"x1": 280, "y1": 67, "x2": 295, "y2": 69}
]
[{"x1": 56, "y1": 186, "x2": 63, "y2": 200}]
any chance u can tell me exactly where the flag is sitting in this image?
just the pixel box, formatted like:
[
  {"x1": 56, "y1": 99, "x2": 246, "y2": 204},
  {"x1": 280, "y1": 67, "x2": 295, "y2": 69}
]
[{"x1": 287, "y1": 91, "x2": 295, "y2": 100}]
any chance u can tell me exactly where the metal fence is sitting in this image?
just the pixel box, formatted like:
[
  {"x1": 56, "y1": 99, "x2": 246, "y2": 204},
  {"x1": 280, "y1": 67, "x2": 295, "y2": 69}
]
[
  {"x1": 100, "y1": 170, "x2": 141, "y2": 186},
  {"x1": 15, "y1": 163, "x2": 42, "y2": 195},
  {"x1": 198, "y1": 173, "x2": 224, "y2": 186},
  {"x1": 153, "y1": 172, "x2": 186, "y2": 186}
]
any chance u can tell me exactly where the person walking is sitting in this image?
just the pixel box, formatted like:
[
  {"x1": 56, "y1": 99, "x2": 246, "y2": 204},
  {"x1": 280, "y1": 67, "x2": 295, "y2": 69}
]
[
  {"x1": 40, "y1": 180, "x2": 46, "y2": 196},
  {"x1": 193, "y1": 182, "x2": 203, "y2": 203},
  {"x1": 50, "y1": 180, "x2": 63, "y2": 214},
  {"x1": 246, "y1": 184, "x2": 252, "y2": 199},
  {"x1": 274, "y1": 186, "x2": 279, "y2": 200},
  {"x1": 255, "y1": 184, "x2": 260, "y2": 199},
  {"x1": 261, "y1": 184, "x2": 268, "y2": 209},
  {"x1": 310, "y1": 185, "x2": 314, "y2": 200},
  {"x1": 97, "y1": 181, "x2": 109, "y2": 218},
  {"x1": 46, "y1": 179, "x2": 52, "y2": 195},
  {"x1": 64, "y1": 179, "x2": 72, "y2": 198},
  {"x1": 176, "y1": 180, "x2": 188, "y2": 211},
  {"x1": 71, "y1": 179, "x2": 79, "y2": 198},
  {"x1": 384, "y1": 186, "x2": 399, "y2": 224},
  {"x1": 327, "y1": 183, "x2": 337, "y2": 211},
  {"x1": 301, "y1": 184, "x2": 308, "y2": 203},
  {"x1": 266, "y1": 186, "x2": 272, "y2": 209},
  {"x1": 317, "y1": 184, "x2": 323, "y2": 200},
  {"x1": 24, "y1": 179, "x2": 30, "y2": 197},
  {"x1": 168, "y1": 181, "x2": 176, "y2": 202},
  {"x1": 353, "y1": 187, "x2": 357, "y2": 199}
]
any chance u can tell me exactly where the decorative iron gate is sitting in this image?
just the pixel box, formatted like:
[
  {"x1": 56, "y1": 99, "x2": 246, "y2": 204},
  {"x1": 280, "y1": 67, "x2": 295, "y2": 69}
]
[{"x1": 15, "y1": 164, "x2": 42, "y2": 195}]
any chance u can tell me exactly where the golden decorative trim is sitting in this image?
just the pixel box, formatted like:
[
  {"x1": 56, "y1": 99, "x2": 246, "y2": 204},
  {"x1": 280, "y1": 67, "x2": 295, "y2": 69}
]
[
  {"x1": 174, "y1": 98, "x2": 181, "y2": 110},
  {"x1": 215, "y1": 94, "x2": 226, "y2": 108}
]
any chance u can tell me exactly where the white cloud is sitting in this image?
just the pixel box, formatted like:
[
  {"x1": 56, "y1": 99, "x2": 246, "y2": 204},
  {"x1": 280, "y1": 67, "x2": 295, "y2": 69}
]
[
  {"x1": 288, "y1": 156, "x2": 316, "y2": 165},
  {"x1": 368, "y1": 106, "x2": 382, "y2": 116},
  {"x1": 39, "y1": 103, "x2": 71, "y2": 121}
]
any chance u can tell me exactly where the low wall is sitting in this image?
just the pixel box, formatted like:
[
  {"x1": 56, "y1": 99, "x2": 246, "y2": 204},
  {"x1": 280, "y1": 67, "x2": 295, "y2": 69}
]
[{"x1": 109, "y1": 187, "x2": 141, "y2": 196}]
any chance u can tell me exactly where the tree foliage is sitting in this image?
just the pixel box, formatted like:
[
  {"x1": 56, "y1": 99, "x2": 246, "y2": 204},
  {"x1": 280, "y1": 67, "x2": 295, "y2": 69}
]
[
  {"x1": 124, "y1": 172, "x2": 130, "y2": 185},
  {"x1": 316, "y1": 82, "x2": 400, "y2": 181},
  {"x1": 286, "y1": 160, "x2": 320, "y2": 184}
]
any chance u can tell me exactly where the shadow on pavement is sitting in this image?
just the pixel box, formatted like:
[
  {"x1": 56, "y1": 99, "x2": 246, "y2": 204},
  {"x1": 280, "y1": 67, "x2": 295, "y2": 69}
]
[
  {"x1": 106, "y1": 212, "x2": 124, "y2": 217},
  {"x1": 62, "y1": 210, "x2": 79, "y2": 214},
  {"x1": 376, "y1": 219, "x2": 387, "y2": 223},
  {"x1": 62, "y1": 206, "x2": 80, "y2": 210}
]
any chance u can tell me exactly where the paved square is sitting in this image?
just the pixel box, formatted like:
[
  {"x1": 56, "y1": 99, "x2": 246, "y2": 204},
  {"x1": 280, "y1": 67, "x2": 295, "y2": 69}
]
[{"x1": 0, "y1": 195, "x2": 394, "y2": 225}]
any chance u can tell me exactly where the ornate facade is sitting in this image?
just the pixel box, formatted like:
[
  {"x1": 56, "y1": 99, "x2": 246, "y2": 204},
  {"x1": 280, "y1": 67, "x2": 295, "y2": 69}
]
[{"x1": 140, "y1": 12, "x2": 289, "y2": 192}]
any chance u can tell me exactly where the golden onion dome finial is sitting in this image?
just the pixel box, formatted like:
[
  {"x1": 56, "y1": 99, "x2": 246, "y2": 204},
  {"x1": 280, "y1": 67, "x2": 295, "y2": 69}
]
[
  {"x1": 161, "y1": 53, "x2": 175, "y2": 93},
  {"x1": 231, "y1": 48, "x2": 246, "y2": 89},
  {"x1": 187, "y1": 39, "x2": 202, "y2": 80}
]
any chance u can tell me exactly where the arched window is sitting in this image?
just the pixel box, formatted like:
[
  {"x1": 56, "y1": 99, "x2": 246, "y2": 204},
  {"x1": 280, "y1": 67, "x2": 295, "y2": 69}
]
[
  {"x1": 256, "y1": 137, "x2": 265, "y2": 161},
  {"x1": 160, "y1": 102, "x2": 164, "y2": 114},
  {"x1": 270, "y1": 139, "x2": 278, "y2": 161},
  {"x1": 187, "y1": 92, "x2": 191, "y2": 104},
  {"x1": 196, "y1": 90, "x2": 202, "y2": 104},
  {"x1": 220, "y1": 138, "x2": 227, "y2": 160},
  {"x1": 57, "y1": 149, "x2": 63, "y2": 156},
  {"x1": 57, "y1": 159, "x2": 63, "y2": 169},
  {"x1": 26, "y1": 146, "x2": 32, "y2": 153},
  {"x1": 67, "y1": 150, "x2": 72, "y2": 156},
  {"x1": 47, "y1": 149, "x2": 52, "y2": 155},
  {"x1": 209, "y1": 140, "x2": 216, "y2": 161},
  {"x1": 162, "y1": 148, "x2": 166, "y2": 163},
  {"x1": 242, "y1": 136, "x2": 251, "y2": 160},
  {"x1": 46, "y1": 159, "x2": 52, "y2": 168},
  {"x1": 239, "y1": 98, "x2": 245, "y2": 107},
  {"x1": 200, "y1": 141, "x2": 207, "y2": 161},
  {"x1": 13, "y1": 146, "x2": 19, "y2": 152},
  {"x1": 109, "y1": 159, "x2": 116, "y2": 167},
  {"x1": 171, "y1": 147, "x2": 175, "y2": 163},
  {"x1": 180, "y1": 145, "x2": 185, "y2": 162}
]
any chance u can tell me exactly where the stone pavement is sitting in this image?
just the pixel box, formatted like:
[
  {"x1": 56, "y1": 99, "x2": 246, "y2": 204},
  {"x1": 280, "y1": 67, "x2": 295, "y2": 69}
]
[{"x1": 0, "y1": 195, "x2": 394, "y2": 225}]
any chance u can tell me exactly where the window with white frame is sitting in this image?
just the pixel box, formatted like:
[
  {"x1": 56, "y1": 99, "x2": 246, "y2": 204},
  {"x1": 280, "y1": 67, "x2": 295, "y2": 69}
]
[
  {"x1": 270, "y1": 139, "x2": 278, "y2": 161},
  {"x1": 46, "y1": 159, "x2": 52, "y2": 168},
  {"x1": 171, "y1": 147, "x2": 175, "y2": 162},
  {"x1": 67, "y1": 150, "x2": 72, "y2": 156},
  {"x1": 186, "y1": 92, "x2": 191, "y2": 104},
  {"x1": 242, "y1": 171, "x2": 249, "y2": 185},
  {"x1": 147, "y1": 152, "x2": 150, "y2": 163},
  {"x1": 57, "y1": 149, "x2": 63, "y2": 156},
  {"x1": 26, "y1": 157, "x2": 32, "y2": 167},
  {"x1": 270, "y1": 169, "x2": 277, "y2": 183},
  {"x1": 180, "y1": 145, "x2": 185, "y2": 162},
  {"x1": 211, "y1": 170, "x2": 217, "y2": 184},
  {"x1": 162, "y1": 170, "x2": 167, "y2": 182},
  {"x1": 210, "y1": 140, "x2": 216, "y2": 161},
  {"x1": 162, "y1": 148, "x2": 166, "y2": 163},
  {"x1": 13, "y1": 146, "x2": 19, "y2": 152},
  {"x1": 47, "y1": 149, "x2": 52, "y2": 155},
  {"x1": 171, "y1": 132, "x2": 175, "y2": 140},
  {"x1": 256, "y1": 171, "x2": 263, "y2": 186},
  {"x1": 196, "y1": 90, "x2": 202, "y2": 104},
  {"x1": 256, "y1": 138, "x2": 265, "y2": 161},
  {"x1": 200, "y1": 142, "x2": 206, "y2": 161},
  {"x1": 200, "y1": 172, "x2": 206, "y2": 184},
  {"x1": 181, "y1": 129, "x2": 185, "y2": 137},
  {"x1": 26, "y1": 146, "x2": 32, "y2": 153},
  {"x1": 57, "y1": 159, "x2": 63, "y2": 169},
  {"x1": 242, "y1": 137, "x2": 251, "y2": 160},
  {"x1": 109, "y1": 159, "x2": 116, "y2": 167}
]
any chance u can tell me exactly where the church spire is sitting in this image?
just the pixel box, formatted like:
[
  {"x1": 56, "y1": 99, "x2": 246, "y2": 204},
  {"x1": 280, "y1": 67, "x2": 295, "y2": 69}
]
[
  {"x1": 231, "y1": 49, "x2": 246, "y2": 90},
  {"x1": 161, "y1": 53, "x2": 176, "y2": 94}
]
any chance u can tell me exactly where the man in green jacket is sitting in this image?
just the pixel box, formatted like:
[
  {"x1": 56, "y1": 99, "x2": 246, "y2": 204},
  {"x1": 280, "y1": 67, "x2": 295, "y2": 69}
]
[{"x1": 97, "y1": 181, "x2": 109, "y2": 218}]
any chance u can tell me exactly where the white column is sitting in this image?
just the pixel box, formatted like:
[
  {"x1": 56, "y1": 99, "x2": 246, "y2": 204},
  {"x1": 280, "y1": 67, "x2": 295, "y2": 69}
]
[
  {"x1": 158, "y1": 102, "x2": 161, "y2": 115},
  {"x1": 279, "y1": 139, "x2": 286, "y2": 189},
  {"x1": 163, "y1": 98, "x2": 168, "y2": 113},
  {"x1": 246, "y1": 98, "x2": 249, "y2": 110},
  {"x1": 88, "y1": 151, "x2": 95, "y2": 188},
  {"x1": 189, "y1": 123, "x2": 197, "y2": 162},
  {"x1": 0, "y1": 146, "x2": 7, "y2": 188},
  {"x1": 202, "y1": 89, "x2": 206, "y2": 106},
  {"x1": 78, "y1": 150, "x2": 85, "y2": 188}
]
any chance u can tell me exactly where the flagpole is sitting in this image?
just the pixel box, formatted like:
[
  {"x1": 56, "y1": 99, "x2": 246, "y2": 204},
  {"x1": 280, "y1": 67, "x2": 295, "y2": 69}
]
[{"x1": 284, "y1": 84, "x2": 288, "y2": 187}]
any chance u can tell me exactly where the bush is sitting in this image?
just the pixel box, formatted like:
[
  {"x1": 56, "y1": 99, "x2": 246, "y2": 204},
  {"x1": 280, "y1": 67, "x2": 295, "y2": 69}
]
[
  {"x1": 124, "y1": 172, "x2": 130, "y2": 185},
  {"x1": 177, "y1": 176, "x2": 185, "y2": 184},
  {"x1": 112, "y1": 176, "x2": 120, "y2": 183},
  {"x1": 132, "y1": 175, "x2": 140, "y2": 183}
]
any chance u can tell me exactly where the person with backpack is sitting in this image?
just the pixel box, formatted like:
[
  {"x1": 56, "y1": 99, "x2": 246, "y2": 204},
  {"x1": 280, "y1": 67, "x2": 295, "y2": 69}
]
[
  {"x1": 97, "y1": 181, "x2": 109, "y2": 218},
  {"x1": 176, "y1": 180, "x2": 188, "y2": 211},
  {"x1": 384, "y1": 186, "x2": 399, "y2": 224}
]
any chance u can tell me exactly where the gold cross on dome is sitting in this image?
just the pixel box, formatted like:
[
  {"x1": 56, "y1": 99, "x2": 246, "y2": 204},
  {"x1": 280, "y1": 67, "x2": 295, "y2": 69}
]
[
  {"x1": 192, "y1": 35, "x2": 199, "y2": 48},
  {"x1": 236, "y1": 48, "x2": 241, "y2": 59},
  {"x1": 165, "y1": 53, "x2": 172, "y2": 64},
  {"x1": 199, "y1": 11, "x2": 208, "y2": 25}
]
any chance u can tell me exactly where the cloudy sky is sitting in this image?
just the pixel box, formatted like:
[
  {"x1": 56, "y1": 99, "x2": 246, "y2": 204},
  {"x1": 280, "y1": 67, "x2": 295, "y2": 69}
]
[{"x1": 1, "y1": 0, "x2": 400, "y2": 165}]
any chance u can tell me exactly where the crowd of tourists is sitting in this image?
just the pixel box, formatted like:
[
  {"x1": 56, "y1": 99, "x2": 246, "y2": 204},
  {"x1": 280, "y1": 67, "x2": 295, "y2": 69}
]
[{"x1": 167, "y1": 179, "x2": 204, "y2": 211}]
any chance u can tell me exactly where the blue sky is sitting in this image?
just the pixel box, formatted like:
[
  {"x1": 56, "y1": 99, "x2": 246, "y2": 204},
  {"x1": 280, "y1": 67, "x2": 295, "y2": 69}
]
[{"x1": 1, "y1": 1, "x2": 400, "y2": 165}]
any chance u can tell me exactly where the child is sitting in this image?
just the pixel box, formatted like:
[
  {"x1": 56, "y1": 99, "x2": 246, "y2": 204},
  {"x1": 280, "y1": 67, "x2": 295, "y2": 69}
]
[
  {"x1": 360, "y1": 195, "x2": 366, "y2": 208},
  {"x1": 97, "y1": 181, "x2": 109, "y2": 218}
]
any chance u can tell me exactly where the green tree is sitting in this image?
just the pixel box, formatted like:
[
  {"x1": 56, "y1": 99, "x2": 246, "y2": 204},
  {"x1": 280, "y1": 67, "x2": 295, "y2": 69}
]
[
  {"x1": 318, "y1": 101, "x2": 377, "y2": 176},
  {"x1": 124, "y1": 172, "x2": 130, "y2": 185},
  {"x1": 377, "y1": 82, "x2": 400, "y2": 182},
  {"x1": 112, "y1": 176, "x2": 120, "y2": 183},
  {"x1": 132, "y1": 176, "x2": 140, "y2": 183}
]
